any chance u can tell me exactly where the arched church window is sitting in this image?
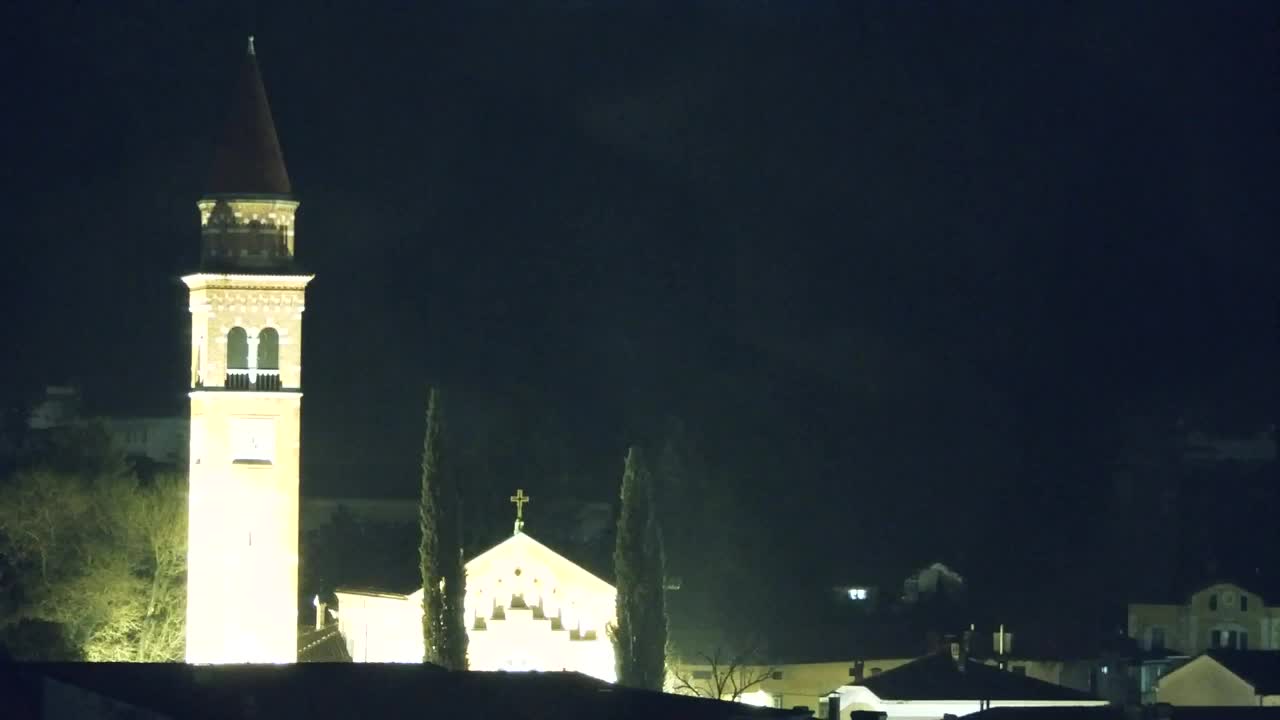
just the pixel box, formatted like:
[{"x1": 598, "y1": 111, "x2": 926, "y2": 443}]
[
  {"x1": 257, "y1": 328, "x2": 280, "y2": 370},
  {"x1": 227, "y1": 327, "x2": 249, "y2": 369}
]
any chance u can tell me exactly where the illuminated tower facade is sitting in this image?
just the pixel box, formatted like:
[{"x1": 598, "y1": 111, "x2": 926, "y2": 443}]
[{"x1": 183, "y1": 37, "x2": 312, "y2": 664}]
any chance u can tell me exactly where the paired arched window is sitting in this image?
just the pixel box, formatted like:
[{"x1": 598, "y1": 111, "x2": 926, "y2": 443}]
[
  {"x1": 225, "y1": 326, "x2": 282, "y2": 390},
  {"x1": 258, "y1": 328, "x2": 279, "y2": 370},
  {"x1": 227, "y1": 327, "x2": 249, "y2": 369}
]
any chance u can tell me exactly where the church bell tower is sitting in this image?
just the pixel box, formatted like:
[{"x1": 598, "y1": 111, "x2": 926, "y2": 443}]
[{"x1": 183, "y1": 37, "x2": 312, "y2": 664}]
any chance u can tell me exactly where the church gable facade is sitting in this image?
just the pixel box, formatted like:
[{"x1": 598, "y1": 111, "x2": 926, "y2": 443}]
[{"x1": 335, "y1": 531, "x2": 617, "y2": 682}]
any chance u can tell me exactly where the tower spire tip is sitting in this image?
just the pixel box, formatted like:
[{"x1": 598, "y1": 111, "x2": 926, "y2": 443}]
[{"x1": 248, "y1": 35, "x2": 256, "y2": 56}]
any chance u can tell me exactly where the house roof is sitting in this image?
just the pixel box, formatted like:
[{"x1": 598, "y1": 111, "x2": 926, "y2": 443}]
[
  {"x1": 853, "y1": 652, "x2": 1099, "y2": 702},
  {"x1": 1196, "y1": 650, "x2": 1280, "y2": 695},
  {"x1": 297, "y1": 625, "x2": 352, "y2": 662},
  {"x1": 966, "y1": 706, "x2": 1280, "y2": 720},
  {"x1": 6, "y1": 663, "x2": 811, "y2": 720},
  {"x1": 206, "y1": 36, "x2": 292, "y2": 197},
  {"x1": 963, "y1": 708, "x2": 1124, "y2": 720},
  {"x1": 1130, "y1": 575, "x2": 1277, "y2": 607}
]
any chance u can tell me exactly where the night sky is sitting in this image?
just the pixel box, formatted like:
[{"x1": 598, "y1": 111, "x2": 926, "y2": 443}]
[{"x1": 6, "y1": 2, "x2": 1278, "y2": 634}]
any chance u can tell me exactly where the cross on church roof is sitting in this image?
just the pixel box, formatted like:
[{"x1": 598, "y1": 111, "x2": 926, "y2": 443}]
[{"x1": 509, "y1": 489, "x2": 530, "y2": 535}]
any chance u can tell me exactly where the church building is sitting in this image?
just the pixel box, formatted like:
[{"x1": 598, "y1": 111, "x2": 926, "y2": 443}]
[{"x1": 335, "y1": 491, "x2": 618, "y2": 682}]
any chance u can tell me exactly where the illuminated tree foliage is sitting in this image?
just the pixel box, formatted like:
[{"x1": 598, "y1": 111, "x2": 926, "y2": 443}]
[
  {"x1": 612, "y1": 445, "x2": 668, "y2": 690},
  {"x1": 418, "y1": 387, "x2": 467, "y2": 669},
  {"x1": 0, "y1": 425, "x2": 186, "y2": 661}
]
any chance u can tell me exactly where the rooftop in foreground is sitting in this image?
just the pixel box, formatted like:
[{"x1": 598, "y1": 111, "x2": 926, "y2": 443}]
[{"x1": 4, "y1": 662, "x2": 813, "y2": 720}]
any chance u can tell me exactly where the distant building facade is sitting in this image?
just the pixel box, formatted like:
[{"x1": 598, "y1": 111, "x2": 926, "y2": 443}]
[
  {"x1": 13, "y1": 386, "x2": 186, "y2": 466},
  {"x1": 1129, "y1": 582, "x2": 1280, "y2": 655},
  {"x1": 101, "y1": 417, "x2": 188, "y2": 466},
  {"x1": 1128, "y1": 582, "x2": 1280, "y2": 702},
  {"x1": 26, "y1": 386, "x2": 82, "y2": 430}
]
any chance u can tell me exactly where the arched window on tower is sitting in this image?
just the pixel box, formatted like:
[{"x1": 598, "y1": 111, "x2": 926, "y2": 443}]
[
  {"x1": 226, "y1": 327, "x2": 249, "y2": 389},
  {"x1": 256, "y1": 328, "x2": 281, "y2": 390}
]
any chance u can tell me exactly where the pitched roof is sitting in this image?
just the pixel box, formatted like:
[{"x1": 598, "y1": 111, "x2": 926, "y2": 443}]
[
  {"x1": 853, "y1": 652, "x2": 1098, "y2": 702},
  {"x1": 390, "y1": 531, "x2": 616, "y2": 600},
  {"x1": 297, "y1": 625, "x2": 352, "y2": 662},
  {"x1": 963, "y1": 708, "x2": 1125, "y2": 720},
  {"x1": 8, "y1": 663, "x2": 811, "y2": 720},
  {"x1": 1202, "y1": 650, "x2": 1280, "y2": 694},
  {"x1": 207, "y1": 36, "x2": 292, "y2": 196},
  {"x1": 966, "y1": 706, "x2": 1280, "y2": 720}
]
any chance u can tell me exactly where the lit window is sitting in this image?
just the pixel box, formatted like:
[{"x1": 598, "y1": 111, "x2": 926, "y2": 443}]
[
  {"x1": 848, "y1": 587, "x2": 868, "y2": 600},
  {"x1": 1210, "y1": 628, "x2": 1248, "y2": 649}
]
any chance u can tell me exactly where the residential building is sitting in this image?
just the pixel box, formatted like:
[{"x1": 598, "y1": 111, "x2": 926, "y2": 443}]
[
  {"x1": 830, "y1": 651, "x2": 1107, "y2": 719},
  {"x1": 1129, "y1": 582, "x2": 1280, "y2": 654},
  {"x1": 1157, "y1": 650, "x2": 1280, "y2": 706},
  {"x1": 101, "y1": 417, "x2": 188, "y2": 466},
  {"x1": 669, "y1": 657, "x2": 916, "y2": 714}
]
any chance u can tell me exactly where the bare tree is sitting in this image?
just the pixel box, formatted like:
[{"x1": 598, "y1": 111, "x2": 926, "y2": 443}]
[{"x1": 668, "y1": 640, "x2": 778, "y2": 702}]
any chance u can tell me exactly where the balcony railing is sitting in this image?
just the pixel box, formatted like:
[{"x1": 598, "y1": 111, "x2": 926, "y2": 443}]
[{"x1": 225, "y1": 368, "x2": 282, "y2": 391}]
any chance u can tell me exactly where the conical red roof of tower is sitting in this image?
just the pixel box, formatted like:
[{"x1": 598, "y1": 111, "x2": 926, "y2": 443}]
[{"x1": 207, "y1": 37, "x2": 292, "y2": 196}]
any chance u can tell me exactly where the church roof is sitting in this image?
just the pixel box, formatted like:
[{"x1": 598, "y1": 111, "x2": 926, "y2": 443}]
[
  {"x1": 391, "y1": 531, "x2": 615, "y2": 601},
  {"x1": 206, "y1": 36, "x2": 292, "y2": 197},
  {"x1": 468, "y1": 531, "x2": 615, "y2": 592}
]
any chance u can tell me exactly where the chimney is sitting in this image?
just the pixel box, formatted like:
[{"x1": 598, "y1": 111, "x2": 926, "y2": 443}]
[
  {"x1": 825, "y1": 692, "x2": 841, "y2": 720},
  {"x1": 313, "y1": 595, "x2": 327, "y2": 630},
  {"x1": 950, "y1": 630, "x2": 970, "y2": 673},
  {"x1": 994, "y1": 625, "x2": 1014, "y2": 657}
]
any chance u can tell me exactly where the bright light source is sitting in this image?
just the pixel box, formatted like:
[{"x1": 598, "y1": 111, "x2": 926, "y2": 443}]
[
  {"x1": 740, "y1": 689, "x2": 775, "y2": 707},
  {"x1": 848, "y1": 587, "x2": 868, "y2": 600}
]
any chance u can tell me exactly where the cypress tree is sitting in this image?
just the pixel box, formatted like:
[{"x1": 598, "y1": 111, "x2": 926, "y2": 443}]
[
  {"x1": 440, "y1": 490, "x2": 468, "y2": 670},
  {"x1": 419, "y1": 388, "x2": 444, "y2": 665},
  {"x1": 418, "y1": 387, "x2": 468, "y2": 669},
  {"x1": 612, "y1": 445, "x2": 668, "y2": 690}
]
